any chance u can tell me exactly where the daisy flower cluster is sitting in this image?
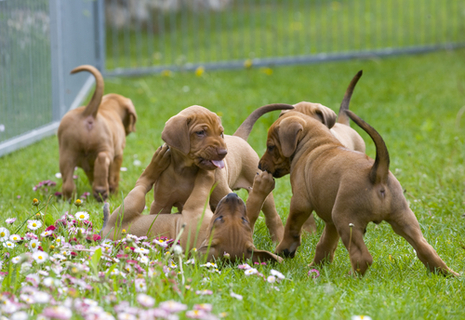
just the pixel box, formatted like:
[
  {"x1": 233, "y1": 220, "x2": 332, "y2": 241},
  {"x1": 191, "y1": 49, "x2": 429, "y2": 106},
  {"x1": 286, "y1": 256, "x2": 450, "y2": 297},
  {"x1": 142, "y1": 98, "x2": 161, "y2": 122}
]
[
  {"x1": 237, "y1": 263, "x2": 287, "y2": 288},
  {"x1": 0, "y1": 201, "x2": 228, "y2": 320}
]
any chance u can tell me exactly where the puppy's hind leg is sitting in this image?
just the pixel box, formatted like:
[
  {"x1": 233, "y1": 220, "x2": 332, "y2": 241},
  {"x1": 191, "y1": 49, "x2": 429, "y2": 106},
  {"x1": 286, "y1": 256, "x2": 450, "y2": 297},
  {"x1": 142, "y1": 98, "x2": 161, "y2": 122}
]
[
  {"x1": 59, "y1": 152, "x2": 77, "y2": 200},
  {"x1": 335, "y1": 217, "x2": 373, "y2": 276},
  {"x1": 93, "y1": 151, "x2": 111, "y2": 201},
  {"x1": 109, "y1": 154, "x2": 123, "y2": 194},
  {"x1": 311, "y1": 222, "x2": 340, "y2": 266},
  {"x1": 387, "y1": 208, "x2": 459, "y2": 277}
]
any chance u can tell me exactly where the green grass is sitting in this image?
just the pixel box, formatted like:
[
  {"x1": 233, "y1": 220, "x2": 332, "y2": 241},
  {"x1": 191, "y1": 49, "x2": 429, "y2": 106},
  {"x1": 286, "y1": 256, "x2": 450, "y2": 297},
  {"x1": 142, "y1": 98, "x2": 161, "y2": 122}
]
[
  {"x1": 106, "y1": 0, "x2": 465, "y2": 70},
  {"x1": 1, "y1": 49, "x2": 465, "y2": 319}
]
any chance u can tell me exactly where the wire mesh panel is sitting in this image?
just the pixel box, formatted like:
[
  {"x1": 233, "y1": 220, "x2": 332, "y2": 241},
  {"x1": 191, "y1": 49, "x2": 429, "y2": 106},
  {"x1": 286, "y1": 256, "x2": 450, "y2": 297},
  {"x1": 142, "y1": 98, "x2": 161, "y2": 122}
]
[
  {"x1": 0, "y1": 0, "x2": 52, "y2": 144},
  {"x1": 0, "y1": 0, "x2": 103, "y2": 157},
  {"x1": 104, "y1": 0, "x2": 465, "y2": 76}
]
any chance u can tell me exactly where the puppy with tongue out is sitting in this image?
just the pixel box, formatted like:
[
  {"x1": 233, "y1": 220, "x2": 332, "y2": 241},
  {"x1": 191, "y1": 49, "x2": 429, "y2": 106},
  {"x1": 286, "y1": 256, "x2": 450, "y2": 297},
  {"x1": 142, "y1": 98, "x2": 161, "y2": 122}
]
[{"x1": 149, "y1": 103, "x2": 294, "y2": 243}]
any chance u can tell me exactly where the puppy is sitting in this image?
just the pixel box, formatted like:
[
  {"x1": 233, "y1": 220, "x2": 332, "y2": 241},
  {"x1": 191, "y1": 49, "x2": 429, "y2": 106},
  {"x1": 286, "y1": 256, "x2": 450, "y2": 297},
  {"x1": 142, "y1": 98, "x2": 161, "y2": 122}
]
[
  {"x1": 150, "y1": 103, "x2": 294, "y2": 243},
  {"x1": 58, "y1": 65, "x2": 137, "y2": 201},
  {"x1": 282, "y1": 71, "x2": 366, "y2": 153},
  {"x1": 281, "y1": 71, "x2": 366, "y2": 233},
  {"x1": 258, "y1": 78, "x2": 458, "y2": 276},
  {"x1": 101, "y1": 145, "x2": 282, "y2": 263}
]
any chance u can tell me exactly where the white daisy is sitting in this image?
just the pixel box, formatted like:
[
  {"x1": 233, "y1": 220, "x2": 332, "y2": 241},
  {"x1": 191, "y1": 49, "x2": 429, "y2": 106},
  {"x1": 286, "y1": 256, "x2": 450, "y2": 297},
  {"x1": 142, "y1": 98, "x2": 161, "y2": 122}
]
[
  {"x1": 29, "y1": 239, "x2": 41, "y2": 252},
  {"x1": 3, "y1": 241, "x2": 15, "y2": 249},
  {"x1": 9, "y1": 234, "x2": 21, "y2": 242},
  {"x1": 0, "y1": 227, "x2": 10, "y2": 240},
  {"x1": 32, "y1": 251, "x2": 49, "y2": 264},
  {"x1": 75, "y1": 211, "x2": 89, "y2": 221},
  {"x1": 244, "y1": 268, "x2": 258, "y2": 276},
  {"x1": 27, "y1": 220, "x2": 42, "y2": 230}
]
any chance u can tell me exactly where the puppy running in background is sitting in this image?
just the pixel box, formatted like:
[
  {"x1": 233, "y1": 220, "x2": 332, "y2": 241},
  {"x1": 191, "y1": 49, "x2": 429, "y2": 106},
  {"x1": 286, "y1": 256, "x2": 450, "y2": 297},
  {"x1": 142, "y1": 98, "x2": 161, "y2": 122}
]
[
  {"x1": 259, "y1": 72, "x2": 458, "y2": 276},
  {"x1": 101, "y1": 145, "x2": 282, "y2": 263},
  {"x1": 58, "y1": 65, "x2": 137, "y2": 201},
  {"x1": 150, "y1": 103, "x2": 294, "y2": 243}
]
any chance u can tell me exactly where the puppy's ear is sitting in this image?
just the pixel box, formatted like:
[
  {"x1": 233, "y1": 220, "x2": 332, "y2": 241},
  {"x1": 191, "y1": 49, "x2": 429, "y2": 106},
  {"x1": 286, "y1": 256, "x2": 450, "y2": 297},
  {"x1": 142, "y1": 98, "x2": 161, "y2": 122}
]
[
  {"x1": 278, "y1": 118, "x2": 303, "y2": 158},
  {"x1": 315, "y1": 104, "x2": 337, "y2": 129},
  {"x1": 197, "y1": 238, "x2": 219, "y2": 262},
  {"x1": 250, "y1": 249, "x2": 284, "y2": 263},
  {"x1": 123, "y1": 99, "x2": 137, "y2": 134},
  {"x1": 162, "y1": 115, "x2": 191, "y2": 154}
]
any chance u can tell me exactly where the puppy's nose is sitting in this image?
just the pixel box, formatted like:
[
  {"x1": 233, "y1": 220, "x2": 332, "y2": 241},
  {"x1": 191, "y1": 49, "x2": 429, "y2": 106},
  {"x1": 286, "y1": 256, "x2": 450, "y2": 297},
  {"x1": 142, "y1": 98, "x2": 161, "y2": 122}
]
[
  {"x1": 226, "y1": 193, "x2": 239, "y2": 200},
  {"x1": 258, "y1": 162, "x2": 263, "y2": 171},
  {"x1": 217, "y1": 148, "x2": 227, "y2": 159}
]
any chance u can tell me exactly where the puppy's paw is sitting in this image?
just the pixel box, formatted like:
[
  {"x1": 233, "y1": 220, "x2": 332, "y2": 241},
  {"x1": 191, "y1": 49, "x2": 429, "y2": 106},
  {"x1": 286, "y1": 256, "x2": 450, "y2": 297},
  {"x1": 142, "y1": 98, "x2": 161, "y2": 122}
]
[
  {"x1": 153, "y1": 144, "x2": 171, "y2": 170},
  {"x1": 93, "y1": 188, "x2": 108, "y2": 202},
  {"x1": 252, "y1": 171, "x2": 275, "y2": 196}
]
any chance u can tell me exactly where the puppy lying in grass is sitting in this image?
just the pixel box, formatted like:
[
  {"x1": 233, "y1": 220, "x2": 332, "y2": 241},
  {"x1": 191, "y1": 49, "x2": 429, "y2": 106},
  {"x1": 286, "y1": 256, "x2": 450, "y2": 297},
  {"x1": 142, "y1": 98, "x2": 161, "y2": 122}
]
[
  {"x1": 101, "y1": 145, "x2": 282, "y2": 263},
  {"x1": 58, "y1": 65, "x2": 137, "y2": 201},
  {"x1": 259, "y1": 72, "x2": 458, "y2": 276}
]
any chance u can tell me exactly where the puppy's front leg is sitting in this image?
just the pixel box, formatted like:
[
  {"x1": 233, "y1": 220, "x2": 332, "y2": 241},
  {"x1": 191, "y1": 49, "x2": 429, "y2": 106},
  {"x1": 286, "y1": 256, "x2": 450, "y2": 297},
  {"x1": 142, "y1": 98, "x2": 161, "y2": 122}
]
[
  {"x1": 246, "y1": 172, "x2": 275, "y2": 232},
  {"x1": 103, "y1": 146, "x2": 170, "y2": 236},
  {"x1": 275, "y1": 196, "x2": 313, "y2": 257}
]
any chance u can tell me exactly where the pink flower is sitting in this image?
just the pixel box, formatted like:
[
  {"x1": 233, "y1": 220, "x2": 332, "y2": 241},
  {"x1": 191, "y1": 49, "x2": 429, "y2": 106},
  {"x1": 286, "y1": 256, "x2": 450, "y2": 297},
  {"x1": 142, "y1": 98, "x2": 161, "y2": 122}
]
[
  {"x1": 237, "y1": 263, "x2": 252, "y2": 270},
  {"x1": 308, "y1": 268, "x2": 320, "y2": 278},
  {"x1": 158, "y1": 300, "x2": 187, "y2": 313},
  {"x1": 136, "y1": 294, "x2": 155, "y2": 308},
  {"x1": 5, "y1": 218, "x2": 16, "y2": 224},
  {"x1": 42, "y1": 306, "x2": 72, "y2": 319},
  {"x1": 254, "y1": 262, "x2": 266, "y2": 265},
  {"x1": 195, "y1": 289, "x2": 213, "y2": 296},
  {"x1": 194, "y1": 304, "x2": 213, "y2": 312}
]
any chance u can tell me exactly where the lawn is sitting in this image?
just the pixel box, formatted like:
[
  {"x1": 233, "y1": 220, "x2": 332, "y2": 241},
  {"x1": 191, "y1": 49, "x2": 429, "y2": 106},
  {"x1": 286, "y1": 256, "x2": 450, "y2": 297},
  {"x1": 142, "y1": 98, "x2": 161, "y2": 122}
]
[{"x1": 0, "y1": 48, "x2": 464, "y2": 319}]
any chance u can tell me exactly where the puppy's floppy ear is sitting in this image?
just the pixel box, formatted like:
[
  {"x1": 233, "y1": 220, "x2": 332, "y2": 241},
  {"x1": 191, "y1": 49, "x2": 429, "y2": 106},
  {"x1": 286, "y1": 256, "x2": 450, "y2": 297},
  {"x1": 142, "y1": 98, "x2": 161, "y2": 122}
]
[
  {"x1": 250, "y1": 248, "x2": 284, "y2": 263},
  {"x1": 162, "y1": 115, "x2": 191, "y2": 154},
  {"x1": 315, "y1": 104, "x2": 336, "y2": 129},
  {"x1": 278, "y1": 118, "x2": 304, "y2": 158},
  {"x1": 197, "y1": 239, "x2": 219, "y2": 262},
  {"x1": 123, "y1": 99, "x2": 137, "y2": 134}
]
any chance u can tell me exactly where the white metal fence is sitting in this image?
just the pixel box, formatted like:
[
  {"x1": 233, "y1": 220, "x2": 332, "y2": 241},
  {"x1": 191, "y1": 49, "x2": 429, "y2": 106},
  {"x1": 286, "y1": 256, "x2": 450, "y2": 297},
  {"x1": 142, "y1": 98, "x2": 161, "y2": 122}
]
[{"x1": 0, "y1": 0, "x2": 464, "y2": 156}]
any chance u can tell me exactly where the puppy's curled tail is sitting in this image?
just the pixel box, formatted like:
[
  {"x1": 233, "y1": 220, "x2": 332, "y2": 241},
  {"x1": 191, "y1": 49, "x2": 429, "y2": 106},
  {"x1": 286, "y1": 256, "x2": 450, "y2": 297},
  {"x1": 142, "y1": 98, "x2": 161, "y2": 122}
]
[
  {"x1": 233, "y1": 103, "x2": 295, "y2": 141},
  {"x1": 71, "y1": 65, "x2": 104, "y2": 118},
  {"x1": 337, "y1": 70, "x2": 363, "y2": 126},
  {"x1": 345, "y1": 110, "x2": 389, "y2": 185},
  {"x1": 100, "y1": 202, "x2": 110, "y2": 236}
]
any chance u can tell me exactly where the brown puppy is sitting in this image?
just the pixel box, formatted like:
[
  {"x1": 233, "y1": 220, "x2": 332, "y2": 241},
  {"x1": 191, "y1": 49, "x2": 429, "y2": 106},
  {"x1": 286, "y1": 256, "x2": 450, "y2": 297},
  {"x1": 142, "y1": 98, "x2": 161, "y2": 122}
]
[
  {"x1": 258, "y1": 104, "x2": 458, "y2": 276},
  {"x1": 101, "y1": 145, "x2": 282, "y2": 263},
  {"x1": 150, "y1": 104, "x2": 294, "y2": 243},
  {"x1": 281, "y1": 71, "x2": 366, "y2": 233},
  {"x1": 282, "y1": 71, "x2": 366, "y2": 153},
  {"x1": 58, "y1": 65, "x2": 137, "y2": 201}
]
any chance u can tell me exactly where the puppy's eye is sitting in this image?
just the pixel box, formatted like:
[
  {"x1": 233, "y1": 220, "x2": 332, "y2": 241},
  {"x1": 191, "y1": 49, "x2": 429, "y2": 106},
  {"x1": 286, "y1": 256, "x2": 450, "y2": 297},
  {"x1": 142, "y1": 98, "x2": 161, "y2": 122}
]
[
  {"x1": 214, "y1": 216, "x2": 223, "y2": 223},
  {"x1": 196, "y1": 130, "x2": 206, "y2": 136},
  {"x1": 220, "y1": 132, "x2": 224, "y2": 138},
  {"x1": 241, "y1": 217, "x2": 249, "y2": 224},
  {"x1": 267, "y1": 145, "x2": 275, "y2": 152}
]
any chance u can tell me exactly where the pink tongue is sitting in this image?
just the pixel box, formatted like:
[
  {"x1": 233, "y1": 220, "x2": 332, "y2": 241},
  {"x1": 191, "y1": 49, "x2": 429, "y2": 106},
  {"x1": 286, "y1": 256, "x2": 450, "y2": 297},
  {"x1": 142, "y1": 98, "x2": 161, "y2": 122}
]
[{"x1": 211, "y1": 160, "x2": 225, "y2": 169}]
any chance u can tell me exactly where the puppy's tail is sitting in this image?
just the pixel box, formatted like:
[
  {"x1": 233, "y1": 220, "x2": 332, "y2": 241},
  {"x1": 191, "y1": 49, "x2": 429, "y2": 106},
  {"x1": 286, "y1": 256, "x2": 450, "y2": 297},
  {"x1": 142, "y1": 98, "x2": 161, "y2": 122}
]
[
  {"x1": 233, "y1": 103, "x2": 295, "y2": 141},
  {"x1": 71, "y1": 65, "x2": 104, "y2": 118},
  {"x1": 100, "y1": 202, "x2": 110, "y2": 236},
  {"x1": 345, "y1": 110, "x2": 389, "y2": 185},
  {"x1": 337, "y1": 70, "x2": 363, "y2": 126}
]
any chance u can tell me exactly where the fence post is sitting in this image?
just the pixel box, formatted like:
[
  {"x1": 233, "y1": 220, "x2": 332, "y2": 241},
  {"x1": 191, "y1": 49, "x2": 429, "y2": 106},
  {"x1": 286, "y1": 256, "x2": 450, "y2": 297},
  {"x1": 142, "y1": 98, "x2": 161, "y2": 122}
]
[
  {"x1": 95, "y1": 0, "x2": 106, "y2": 74},
  {"x1": 49, "y1": 0, "x2": 65, "y2": 121}
]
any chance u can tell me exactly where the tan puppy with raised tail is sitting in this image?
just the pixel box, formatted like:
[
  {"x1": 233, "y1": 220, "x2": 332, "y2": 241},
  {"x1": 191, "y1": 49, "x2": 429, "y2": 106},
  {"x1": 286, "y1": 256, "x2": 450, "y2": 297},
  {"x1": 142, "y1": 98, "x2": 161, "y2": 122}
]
[
  {"x1": 150, "y1": 104, "x2": 294, "y2": 243},
  {"x1": 101, "y1": 145, "x2": 282, "y2": 263},
  {"x1": 58, "y1": 65, "x2": 137, "y2": 201},
  {"x1": 258, "y1": 73, "x2": 458, "y2": 276},
  {"x1": 281, "y1": 71, "x2": 366, "y2": 233}
]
